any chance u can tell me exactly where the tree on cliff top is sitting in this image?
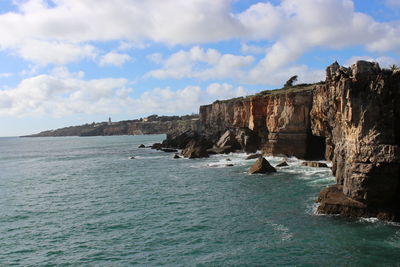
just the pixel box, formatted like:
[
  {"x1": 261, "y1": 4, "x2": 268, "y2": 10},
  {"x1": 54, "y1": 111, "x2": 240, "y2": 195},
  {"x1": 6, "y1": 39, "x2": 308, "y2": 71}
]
[
  {"x1": 284, "y1": 75, "x2": 298, "y2": 87},
  {"x1": 390, "y1": 64, "x2": 398, "y2": 71}
]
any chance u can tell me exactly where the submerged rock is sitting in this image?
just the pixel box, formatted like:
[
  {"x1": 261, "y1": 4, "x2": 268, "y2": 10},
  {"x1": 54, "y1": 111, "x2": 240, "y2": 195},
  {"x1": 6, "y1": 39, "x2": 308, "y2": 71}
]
[
  {"x1": 301, "y1": 161, "x2": 328, "y2": 168},
  {"x1": 129, "y1": 156, "x2": 135, "y2": 159},
  {"x1": 249, "y1": 157, "x2": 277, "y2": 174},
  {"x1": 276, "y1": 161, "x2": 289, "y2": 167}
]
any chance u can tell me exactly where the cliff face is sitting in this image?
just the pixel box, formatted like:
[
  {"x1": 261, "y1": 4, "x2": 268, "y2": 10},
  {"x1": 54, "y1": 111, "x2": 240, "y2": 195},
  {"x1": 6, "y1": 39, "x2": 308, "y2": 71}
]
[
  {"x1": 198, "y1": 87, "x2": 321, "y2": 158},
  {"x1": 170, "y1": 60, "x2": 399, "y2": 221},
  {"x1": 312, "y1": 61, "x2": 400, "y2": 220}
]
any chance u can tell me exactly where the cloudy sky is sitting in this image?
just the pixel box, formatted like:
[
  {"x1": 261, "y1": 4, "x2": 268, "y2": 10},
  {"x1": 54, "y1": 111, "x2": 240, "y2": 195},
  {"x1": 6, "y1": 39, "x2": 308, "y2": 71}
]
[{"x1": 0, "y1": 0, "x2": 399, "y2": 136}]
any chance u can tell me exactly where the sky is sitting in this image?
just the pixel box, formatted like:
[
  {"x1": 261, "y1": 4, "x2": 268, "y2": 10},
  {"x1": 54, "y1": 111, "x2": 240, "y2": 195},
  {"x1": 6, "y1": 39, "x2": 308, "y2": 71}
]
[{"x1": 0, "y1": 0, "x2": 399, "y2": 136}]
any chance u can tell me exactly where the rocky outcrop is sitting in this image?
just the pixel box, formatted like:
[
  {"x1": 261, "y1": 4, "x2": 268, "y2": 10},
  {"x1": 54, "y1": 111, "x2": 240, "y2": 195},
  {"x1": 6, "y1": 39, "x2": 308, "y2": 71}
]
[
  {"x1": 249, "y1": 157, "x2": 277, "y2": 174},
  {"x1": 312, "y1": 61, "x2": 400, "y2": 220},
  {"x1": 181, "y1": 139, "x2": 212, "y2": 159}
]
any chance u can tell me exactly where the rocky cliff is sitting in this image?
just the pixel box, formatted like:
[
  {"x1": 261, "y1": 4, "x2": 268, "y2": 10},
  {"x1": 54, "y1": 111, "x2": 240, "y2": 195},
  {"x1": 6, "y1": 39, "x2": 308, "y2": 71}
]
[
  {"x1": 164, "y1": 60, "x2": 400, "y2": 221},
  {"x1": 312, "y1": 61, "x2": 400, "y2": 220},
  {"x1": 197, "y1": 85, "x2": 325, "y2": 159}
]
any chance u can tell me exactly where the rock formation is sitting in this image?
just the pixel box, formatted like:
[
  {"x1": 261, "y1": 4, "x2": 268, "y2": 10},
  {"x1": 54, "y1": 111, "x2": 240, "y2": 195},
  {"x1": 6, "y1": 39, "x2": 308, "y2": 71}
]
[
  {"x1": 248, "y1": 157, "x2": 277, "y2": 174},
  {"x1": 312, "y1": 61, "x2": 400, "y2": 220},
  {"x1": 163, "y1": 60, "x2": 400, "y2": 221}
]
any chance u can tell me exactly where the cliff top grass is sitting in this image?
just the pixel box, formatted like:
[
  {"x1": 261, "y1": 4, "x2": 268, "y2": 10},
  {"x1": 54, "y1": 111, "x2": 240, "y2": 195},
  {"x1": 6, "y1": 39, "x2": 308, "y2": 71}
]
[
  {"x1": 255, "y1": 81, "x2": 324, "y2": 96},
  {"x1": 210, "y1": 81, "x2": 325, "y2": 105}
]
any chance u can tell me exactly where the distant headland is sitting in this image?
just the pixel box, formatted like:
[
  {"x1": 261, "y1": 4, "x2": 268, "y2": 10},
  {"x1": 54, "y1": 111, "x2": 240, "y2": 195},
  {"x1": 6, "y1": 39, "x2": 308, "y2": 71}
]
[{"x1": 22, "y1": 114, "x2": 198, "y2": 137}]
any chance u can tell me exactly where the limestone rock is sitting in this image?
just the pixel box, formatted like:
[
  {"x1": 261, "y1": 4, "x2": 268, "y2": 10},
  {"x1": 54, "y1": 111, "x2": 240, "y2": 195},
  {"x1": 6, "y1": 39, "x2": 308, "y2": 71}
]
[
  {"x1": 215, "y1": 130, "x2": 240, "y2": 149},
  {"x1": 312, "y1": 60, "x2": 400, "y2": 221},
  {"x1": 317, "y1": 185, "x2": 369, "y2": 218},
  {"x1": 181, "y1": 139, "x2": 212, "y2": 159},
  {"x1": 248, "y1": 157, "x2": 277, "y2": 174}
]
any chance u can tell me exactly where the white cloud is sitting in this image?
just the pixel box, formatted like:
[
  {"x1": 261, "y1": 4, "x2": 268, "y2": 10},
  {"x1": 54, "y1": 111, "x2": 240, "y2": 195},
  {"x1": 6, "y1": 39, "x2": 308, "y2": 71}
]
[
  {"x1": 99, "y1": 52, "x2": 132, "y2": 67},
  {"x1": 344, "y1": 56, "x2": 399, "y2": 68},
  {"x1": 0, "y1": 0, "x2": 398, "y2": 66},
  {"x1": 0, "y1": 71, "x2": 130, "y2": 117},
  {"x1": 240, "y1": 43, "x2": 266, "y2": 54},
  {"x1": 147, "y1": 45, "x2": 324, "y2": 86},
  {"x1": 0, "y1": 68, "x2": 253, "y2": 117},
  {"x1": 147, "y1": 46, "x2": 254, "y2": 80},
  {"x1": 0, "y1": 73, "x2": 12, "y2": 78},
  {"x1": 147, "y1": 53, "x2": 163, "y2": 64},
  {"x1": 385, "y1": 0, "x2": 400, "y2": 7},
  {"x1": 16, "y1": 39, "x2": 97, "y2": 65},
  {"x1": 206, "y1": 83, "x2": 252, "y2": 100}
]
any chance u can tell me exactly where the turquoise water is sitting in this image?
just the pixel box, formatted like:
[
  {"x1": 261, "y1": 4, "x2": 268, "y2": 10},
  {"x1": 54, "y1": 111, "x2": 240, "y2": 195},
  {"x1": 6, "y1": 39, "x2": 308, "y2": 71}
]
[{"x1": 0, "y1": 135, "x2": 399, "y2": 266}]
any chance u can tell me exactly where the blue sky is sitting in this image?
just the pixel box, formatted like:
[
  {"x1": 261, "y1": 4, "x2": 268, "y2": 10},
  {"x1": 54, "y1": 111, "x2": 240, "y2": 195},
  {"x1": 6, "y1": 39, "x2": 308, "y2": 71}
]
[{"x1": 0, "y1": 0, "x2": 399, "y2": 136}]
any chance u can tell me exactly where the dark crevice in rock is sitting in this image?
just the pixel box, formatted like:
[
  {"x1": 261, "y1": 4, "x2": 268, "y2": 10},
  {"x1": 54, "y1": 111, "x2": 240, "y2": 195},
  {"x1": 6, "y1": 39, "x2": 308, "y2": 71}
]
[{"x1": 305, "y1": 133, "x2": 326, "y2": 160}]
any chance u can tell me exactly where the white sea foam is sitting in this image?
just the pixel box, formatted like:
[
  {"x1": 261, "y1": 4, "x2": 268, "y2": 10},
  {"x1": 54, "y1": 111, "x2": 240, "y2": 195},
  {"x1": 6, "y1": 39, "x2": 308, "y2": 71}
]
[
  {"x1": 358, "y1": 217, "x2": 379, "y2": 223},
  {"x1": 132, "y1": 155, "x2": 167, "y2": 160}
]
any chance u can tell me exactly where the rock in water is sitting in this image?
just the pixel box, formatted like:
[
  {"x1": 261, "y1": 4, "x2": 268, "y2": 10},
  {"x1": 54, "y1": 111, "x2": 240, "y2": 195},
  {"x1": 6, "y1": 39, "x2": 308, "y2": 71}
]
[
  {"x1": 249, "y1": 157, "x2": 277, "y2": 174},
  {"x1": 276, "y1": 161, "x2": 289, "y2": 167},
  {"x1": 129, "y1": 156, "x2": 135, "y2": 159},
  {"x1": 181, "y1": 139, "x2": 211, "y2": 159},
  {"x1": 173, "y1": 154, "x2": 180, "y2": 159},
  {"x1": 151, "y1": 143, "x2": 162, "y2": 150},
  {"x1": 301, "y1": 161, "x2": 328, "y2": 168},
  {"x1": 245, "y1": 153, "x2": 262, "y2": 160},
  {"x1": 138, "y1": 144, "x2": 145, "y2": 148}
]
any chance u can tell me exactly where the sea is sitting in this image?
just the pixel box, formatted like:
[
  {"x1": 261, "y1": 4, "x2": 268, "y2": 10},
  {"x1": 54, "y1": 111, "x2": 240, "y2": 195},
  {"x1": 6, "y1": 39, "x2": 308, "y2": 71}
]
[{"x1": 0, "y1": 135, "x2": 399, "y2": 266}]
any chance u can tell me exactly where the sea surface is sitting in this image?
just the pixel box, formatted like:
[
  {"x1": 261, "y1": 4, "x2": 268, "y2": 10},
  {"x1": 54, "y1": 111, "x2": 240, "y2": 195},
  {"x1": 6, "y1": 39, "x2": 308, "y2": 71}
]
[{"x1": 0, "y1": 135, "x2": 399, "y2": 266}]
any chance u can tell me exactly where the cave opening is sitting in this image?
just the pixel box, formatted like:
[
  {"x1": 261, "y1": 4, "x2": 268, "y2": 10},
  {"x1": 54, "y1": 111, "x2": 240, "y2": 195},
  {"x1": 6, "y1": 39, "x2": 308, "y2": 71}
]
[{"x1": 306, "y1": 133, "x2": 326, "y2": 160}]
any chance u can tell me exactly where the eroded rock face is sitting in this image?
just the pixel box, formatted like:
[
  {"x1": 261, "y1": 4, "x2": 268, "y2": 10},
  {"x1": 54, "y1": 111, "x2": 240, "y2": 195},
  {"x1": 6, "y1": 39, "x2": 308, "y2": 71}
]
[
  {"x1": 181, "y1": 139, "x2": 212, "y2": 159},
  {"x1": 312, "y1": 61, "x2": 400, "y2": 220},
  {"x1": 199, "y1": 88, "x2": 316, "y2": 158}
]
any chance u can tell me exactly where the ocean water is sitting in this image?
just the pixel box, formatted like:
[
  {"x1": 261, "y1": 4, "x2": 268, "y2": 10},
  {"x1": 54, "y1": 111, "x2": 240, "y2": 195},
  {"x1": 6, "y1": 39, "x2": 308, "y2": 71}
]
[{"x1": 0, "y1": 135, "x2": 399, "y2": 266}]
